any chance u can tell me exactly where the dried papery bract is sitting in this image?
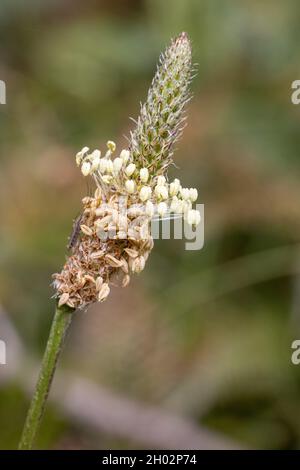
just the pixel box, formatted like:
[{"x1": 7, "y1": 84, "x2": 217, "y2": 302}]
[
  {"x1": 53, "y1": 32, "x2": 200, "y2": 310},
  {"x1": 53, "y1": 190, "x2": 154, "y2": 309}
]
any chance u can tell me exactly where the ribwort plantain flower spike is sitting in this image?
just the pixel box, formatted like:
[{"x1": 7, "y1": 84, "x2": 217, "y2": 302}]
[{"x1": 52, "y1": 32, "x2": 200, "y2": 311}]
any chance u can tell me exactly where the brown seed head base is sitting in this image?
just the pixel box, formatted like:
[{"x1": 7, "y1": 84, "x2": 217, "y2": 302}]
[{"x1": 53, "y1": 190, "x2": 153, "y2": 309}]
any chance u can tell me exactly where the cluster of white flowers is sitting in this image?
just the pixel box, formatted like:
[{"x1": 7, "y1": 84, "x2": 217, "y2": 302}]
[
  {"x1": 75, "y1": 141, "x2": 201, "y2": 227},
  {"x1": 76, "y1": 142, "x2": 129, "y2": 181}
]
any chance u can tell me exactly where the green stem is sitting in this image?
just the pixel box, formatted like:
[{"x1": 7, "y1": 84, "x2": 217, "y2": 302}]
[{"x1": 18, "y1": 303, "x2": 74, "y2": 450}]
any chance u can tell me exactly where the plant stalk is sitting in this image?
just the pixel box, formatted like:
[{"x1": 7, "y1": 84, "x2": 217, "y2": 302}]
[{"x1": 18, "y1": 304, "x2": 74, "y2": 450}]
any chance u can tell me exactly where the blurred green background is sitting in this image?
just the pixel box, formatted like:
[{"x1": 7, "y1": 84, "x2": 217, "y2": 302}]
[{"x1": 1, "y1": 0, "x2": 300, "y2": 449}]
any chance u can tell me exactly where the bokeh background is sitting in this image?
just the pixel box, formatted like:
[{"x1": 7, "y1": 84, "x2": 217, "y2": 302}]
[{"x1": 1, "y1": 0, "x2": 300, "y2": 450}]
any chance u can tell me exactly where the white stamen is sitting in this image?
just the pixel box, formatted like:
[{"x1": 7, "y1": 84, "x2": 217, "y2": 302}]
[
  {"x1": 81, "y1": 161, "x2": 92, "y2": 176},
  {"x1": 139, "y1": 186, "x2": 152, "y2": 202},
  {"x1": 107, "y1": 140, "x2": 116, "y2": 152},
  {"x1": 145, "y1": 200, "x2": 154, "y2": 217},
  {"x1": 120, "y1": 149, "x2": 130, "y2": 164},
  {"x1": 125, "y1": 163, "x2": 136, "y2": 177},
  {"x1": 157, "y1": 202, "x2": 168, "y2": 217},
  {"x1": 140, "y1": 168, "x2": 149, "y2": 183},
  {"x1": 125, "y1": 179, "x2": 135, "y2": 193},
  {"x1": 189, "y1": 188, "x2": 198, "y2": 202},
  {"x1": 187, "y1": 209, "x2": 201, "y2": 226},
  {"x1": 113, "y1": 157, "x2": 123, "y2": 173}
]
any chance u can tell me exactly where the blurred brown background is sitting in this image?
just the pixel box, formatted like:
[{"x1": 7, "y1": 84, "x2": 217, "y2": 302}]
[{"x1": 1, "y1": 0, "x2": 300, "y2": 449}]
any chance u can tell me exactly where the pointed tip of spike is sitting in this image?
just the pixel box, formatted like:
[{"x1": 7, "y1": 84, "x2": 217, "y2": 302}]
[{"x1": 175, "y1": 31, "x2": 190, "y2": 44}]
